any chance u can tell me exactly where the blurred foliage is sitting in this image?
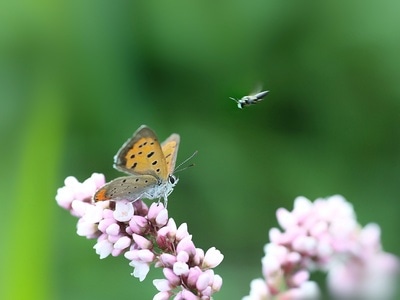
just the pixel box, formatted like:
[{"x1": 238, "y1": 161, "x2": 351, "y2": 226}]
[{"x1": 1, "y1": 1, "x2": 399, "y2": 299}]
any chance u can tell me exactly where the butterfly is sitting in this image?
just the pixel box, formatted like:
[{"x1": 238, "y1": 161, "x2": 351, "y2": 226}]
[
  {"x1": 229, "y1": 90, "x2": 269, "y2": 109},
  {"x1": 93, "y1": 125, "x2": 180, "y2": 207}
]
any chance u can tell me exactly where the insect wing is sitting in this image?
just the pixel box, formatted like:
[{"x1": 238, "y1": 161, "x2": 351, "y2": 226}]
[
  {"x1": 254, "y1": 90, "x2": 269, "y2": 100},
  {"x1": 161, "y1": 133, "x2": 180, "y2": 174},
  {"x1": 93, "y1": 175, "x2": 158, "y2": 202},
  {"x1": 113, "y1": 125, "x2": 168, "y2": 179}
]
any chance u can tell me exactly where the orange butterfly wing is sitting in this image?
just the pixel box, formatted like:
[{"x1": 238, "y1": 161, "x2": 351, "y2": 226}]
[
  {"x1": 161, "y1": 133, "x2": 180, "y2": 174},
  {"x1": 114, "y1": 125, "x2": 180, "y2": 181}
]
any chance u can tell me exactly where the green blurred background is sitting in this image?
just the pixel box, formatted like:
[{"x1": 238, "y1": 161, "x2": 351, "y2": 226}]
[{"x1": 1, "y1": 1, "x2": 399, "y2": 299}]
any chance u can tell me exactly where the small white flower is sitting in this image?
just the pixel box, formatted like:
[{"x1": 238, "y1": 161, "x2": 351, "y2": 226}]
[
  {"x1": 153, "y1": 292, "x2": 171, "y2": 300},
  {"x1": 242, "y1": 278, "x2": 269, "y2": 300},
  {"x1": 297, "y1": 281, "x2": 320, "y2": 299},
  {"x1": 203, "y1": 247, "x2": 224, "y2": 268},
  {"x1": 93, "y1": 239, "x2": 113, "y2": 259},
  {"x1": 76, "y1": 219, "x2": 98, "y2": 237},
  {"x1": 276, "y1": 208, "x2": 295, "y2": 229},
  {"x1": 153, "y1": 279, "x2": 172, "y2": 292},
  {"x1": 82, "y1": 203, "x2": 104, "y2": 223},
  {"x1": 129, "y1": 260, "x2": 150, "y2": 282},
  {"x1": 173, "y1": 261, "x2": 189, "y2": 275},
  {"x1": 113, "y1": 201, "x2": 134, "y2": 222},
  {"x1": 293, "y1": 196, "x2": 313, "y2": 215},
  {"x1": 292, "y1": 236, "x2": 317, "y2": 254},
  {"x1": 70, "y1": 200, "x2": 88, "y2": 217}
]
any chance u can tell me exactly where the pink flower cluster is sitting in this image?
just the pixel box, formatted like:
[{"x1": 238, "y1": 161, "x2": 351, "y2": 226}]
[
  {"x1": 56, "y1": 173, "x2": 224, "y2": 300},
  {"x1": 243, "y1": 195, "x2": 399, "y2": 300}
]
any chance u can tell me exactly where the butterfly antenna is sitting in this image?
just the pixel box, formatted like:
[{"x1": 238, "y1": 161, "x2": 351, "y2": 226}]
[
  {"x1": 174, "y1": 163, "x2": 195, "y2": 174},
  {"x1": 229, "y1": 97, "x2": 239, "y2": 103},
  {"x1": 174, "y1": 150, "x2": 198, "y2": 173}
]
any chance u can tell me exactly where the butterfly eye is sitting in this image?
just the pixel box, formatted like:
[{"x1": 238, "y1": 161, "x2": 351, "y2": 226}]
[{"x1": 169, "y1": 175, "x2": 177, "y2": 184}]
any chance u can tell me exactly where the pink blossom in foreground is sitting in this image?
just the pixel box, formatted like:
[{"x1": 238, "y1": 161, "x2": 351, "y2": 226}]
[
  {"x1": 243, "y1": 195, "x2": 399, "y2": 300},
  {"x1": 56, "y1": 173, "x2": 223, "y2": 299}
]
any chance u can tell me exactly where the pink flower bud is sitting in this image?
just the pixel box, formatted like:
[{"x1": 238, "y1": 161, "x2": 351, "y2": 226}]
[
  {"x1": 153, "y1": 279, "x2": 172, "y2": 292},
  {"x1": 148, "y1": 202, "x2": 165, "y2": 220},
  {"x1": 163, "y1": 268, "x2": 181, "y2": 285},
  {"x1": 276, "y1": 208, "x2": 295, "y2": 229},
  {"x1": 159, "y1": 253, "x2": 177, "y2": 267},
  {"x1": 196, "y1": 272, "x2": 211, "y2": 291},
  {"x1": 107, "y1": 234, "x2": 122, "y2": 244},
  {"x1": 111, "y1": 248, "x2": 123, "y2": 257},
  {"x1": 310, "y1": 221, "x2": 328, "y2": 237},
  {"x1": 192, "y1": 248, "x2": 204, "y2": 265},
  {"x1": 105, "y1": 223, "x2": 120, "y2": 236},
  {"x1": 91, "y1": 172, "x2": 106, "y2": 187},
  {"x1": 268, "y1": 228, "x2": 281, "y2": 243},
  {"x1": 98, "y1": 217, "x2": 116, "y2": 233},
  {"x1": 114, "y1": 236, "x2": 131, "y2": 250},
  {"x1": 187, "y1": 266, "x2": 202, "y2": 286},
  {"x1": 137, "y1": 249, "x2": 155, "y2": 263},
  {"x1": 176, "y1": 223, "x2": 189, "y2": 240},
  {"x1": 201, "y1": 286, "x2": 213, "y2": 297},
  {"x1": 102, "y1": 208, "x2": 114, "y2": 219},
  {"x1": 290, "y1": 270, "x2": 309, "y2": 287},
  {"x1": 129, "y1": 216, "x2": 148, "y2": 234},
  {"x1": 176, "y1": 236, "x2": 196, "y2": 256},
  {"x1": 176, "y1": 289, "x2": 198, "y2": 300},
  {"x1": 132, "y1": 234, "x2": 152, "y2": 249},
  {"x1": 176, "y1": 250, "x2": 189, "y2": 263},
  {"x1": 212, "y1": 274, "x2": 223, "y2": 291},
  {"x1": 71, "y1": 200, "x2": 87, "y2": 217},
  {"x1": 292, "y1": 236, "x2": 317, "y2": 255},
  {"x1": 155, "y1": 208, "x2": 168, "y2": 226},
  {"x1": 162, "y1": 219, "x2": 177, "y2": 237}
]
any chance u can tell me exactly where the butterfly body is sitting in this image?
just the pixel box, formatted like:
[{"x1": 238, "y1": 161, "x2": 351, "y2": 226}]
[
  {"x1": 93, "y1": 125, "x2": 180, "y2": 206},
  {"x1": 230, "y1": 90, "x2": 269, "y2": 109}
]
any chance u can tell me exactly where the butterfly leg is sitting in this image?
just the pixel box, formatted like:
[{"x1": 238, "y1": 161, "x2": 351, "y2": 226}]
[
  {"x1": 155, "y1": 192, "x2": 169, "y2": 208},
  {"x1": 153, "y1": 197, "x2": 168, "y2": 208},
  {"x1": 163, "y1": 196, "x2": 168, "y2": 209}
]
